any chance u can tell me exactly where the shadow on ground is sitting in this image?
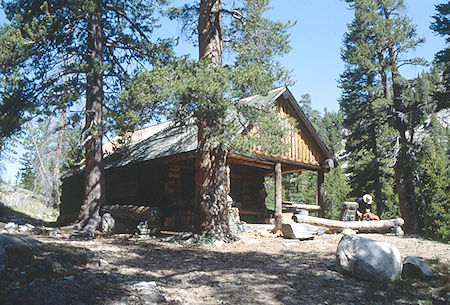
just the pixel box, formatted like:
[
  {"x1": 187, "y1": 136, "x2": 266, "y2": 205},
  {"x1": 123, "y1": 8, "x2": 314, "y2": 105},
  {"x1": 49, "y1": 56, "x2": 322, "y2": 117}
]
[
  {"x1": 100, "y1": 236, "x2": 448, "y2": 305},
  {"x1": 0, "y1": 234, "x2": 128, "y2": 305},
  {"x1": 1, "y1": 230, "x2": 447, "y2": 304}
]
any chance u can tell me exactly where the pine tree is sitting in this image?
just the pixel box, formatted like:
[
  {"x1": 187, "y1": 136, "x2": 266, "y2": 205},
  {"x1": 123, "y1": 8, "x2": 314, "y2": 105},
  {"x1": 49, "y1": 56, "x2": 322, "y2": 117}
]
[
  {"x1": 17, "y1": 119, "x2": 57, "y2": 201},
  {"x1": 0, "y1": 23, "x2": 34, "y2": 157},
  {"x1": 341, "y1": 0, "x2": 424, "y2": 232},
  {"x1": 430, "y1": 2, "x2": 449, "y2": 107},
  {"x1": 415, "y1": 116, "x2": 449, "y2": 241},
  {"x1": 122, "y1": 0, "x2": 293, "y2": 240},
  {"x1": 340, "y1": 0, "x2": 394, "y2": 217},
  {"x1": 325, "y1": 166, "x2": 351, "y2": 220},
  {"x1": 1, "y1": 0, "x2": 173, "y2": 230},
  {"x1": 194, "y1": 0, "x2": 292, "y2": 240}
]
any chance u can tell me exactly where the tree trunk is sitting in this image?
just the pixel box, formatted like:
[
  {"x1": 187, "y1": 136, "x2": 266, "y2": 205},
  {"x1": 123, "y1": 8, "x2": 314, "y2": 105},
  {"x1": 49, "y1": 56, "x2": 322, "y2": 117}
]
[
  {"x1": 391, "y1": 68, "x2": 418, "y2": 234},
  {"x1": 199, "y1": 0, "x2": 222, "y2": 65},
  {"x1": 394, "y1": 145, "x2": 418, "y2": 233},
  {"x1": 74, "y1": 1, "x2": 105, "y2": 231},
  {"x1": 51, "y1": 107, "x2": 65, "y2": 208},
  {"x1": 196, "y1": 140, "x2": 235, "y2": 241},
  {"x1": 368, "y1": 109, "x2": 383, "y2": 216},
  {"x1": 195, "y1": 0, "x2": 235, "y2": 241},
  {"x1": 54, "y1": 107, "x2": 65, "y2": 177}
]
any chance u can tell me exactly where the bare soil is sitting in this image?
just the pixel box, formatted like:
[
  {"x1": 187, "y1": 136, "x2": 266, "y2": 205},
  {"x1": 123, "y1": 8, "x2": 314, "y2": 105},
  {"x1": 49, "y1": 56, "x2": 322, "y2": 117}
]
[{"x1": 1, "y1": 224, "x2": 449, "y2": 305}]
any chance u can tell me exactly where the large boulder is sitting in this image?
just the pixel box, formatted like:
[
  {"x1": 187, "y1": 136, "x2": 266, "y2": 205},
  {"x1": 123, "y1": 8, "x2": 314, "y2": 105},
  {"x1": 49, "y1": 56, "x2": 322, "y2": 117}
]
[
  {"x1": 0, "y1": 234, "x2": 42, "y2": 273},
  {"x1": 336, "y1": 235, "x2": 402, "y2": 282}
]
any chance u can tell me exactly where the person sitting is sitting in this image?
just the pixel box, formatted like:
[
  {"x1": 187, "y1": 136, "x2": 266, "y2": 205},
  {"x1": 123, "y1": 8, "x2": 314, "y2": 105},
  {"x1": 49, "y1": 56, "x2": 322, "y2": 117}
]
[{"x1": 356, "y1": 194, "x2": 379, "y2": 221}]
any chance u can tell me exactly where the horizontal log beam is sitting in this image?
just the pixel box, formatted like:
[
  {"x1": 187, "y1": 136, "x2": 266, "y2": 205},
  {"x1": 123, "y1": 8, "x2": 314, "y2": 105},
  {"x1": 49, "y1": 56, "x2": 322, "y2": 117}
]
[
  {"x1": 295, "y1": 215, "x2": 404, "y2": 231},
  {"x1": 228, "y1": 153, "x2": 274, "y2": 170},
  {"x1": 283, "y1": 202, "x2": 321, "y2": 211}
]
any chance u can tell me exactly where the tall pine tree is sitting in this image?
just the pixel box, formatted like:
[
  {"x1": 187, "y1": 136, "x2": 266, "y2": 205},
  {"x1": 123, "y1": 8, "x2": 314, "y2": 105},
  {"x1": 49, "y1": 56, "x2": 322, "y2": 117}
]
[
  {"x1": 340, "y1": 0, "x2": 392, "y2": 217},
  {"x1": 341, "y1": 0, "x2": 424, "y2": 232},
  {"x1": 0, "y1": 0, "x2": 173, "y2": 230},
  {"x1": 122, "y1": 0, "x2": 293, "y2": 240},
  {"x1": 430, "y1": 2, "x2": 449, "y2": 107}
]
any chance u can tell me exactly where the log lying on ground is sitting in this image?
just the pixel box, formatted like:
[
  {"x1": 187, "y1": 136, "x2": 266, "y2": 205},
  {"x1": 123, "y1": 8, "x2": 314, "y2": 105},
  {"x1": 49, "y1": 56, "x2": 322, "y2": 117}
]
[
  {"x1": 101, "y1": 204, "x2": 160, "y2": 223},
  {"x1": 295, "y1": 215, "x2": 404, "y2": 231}
]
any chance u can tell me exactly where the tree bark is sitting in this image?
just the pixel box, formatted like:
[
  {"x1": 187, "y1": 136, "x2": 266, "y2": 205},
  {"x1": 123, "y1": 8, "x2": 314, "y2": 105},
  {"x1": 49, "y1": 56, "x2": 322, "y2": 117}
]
[
  {"x1": 382, "y1": 6, "x2": 418, "y2": 234},
  {"x1": 195, "y1": 0, "x2": 235, "y2": 241},
  {"x1": 196, "y1": 140, "x2": 234, "y2": 241},
  {"x1": 368, "y1": 106, "x2": 383, "y2": 216},
  {"x1": 394, "y1": 145, "x2": 418, "y2": 233},
  {"x1": 391, "y1": 68, "x2": 418, "y2": 234},
  {"x1": 74, "y1": 1, "x2": 105, "y2": 231},
  {"x1": 199, "y1": 0, "x2": 222, "y2": 65}
]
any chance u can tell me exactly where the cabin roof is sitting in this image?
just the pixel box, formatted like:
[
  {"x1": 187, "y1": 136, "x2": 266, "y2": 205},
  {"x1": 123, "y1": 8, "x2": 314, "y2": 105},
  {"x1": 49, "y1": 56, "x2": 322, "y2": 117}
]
[
  {"x1": 104, "y1": 122, "x2": 198, "y2": 169},
  {"x1": 103, "y1": 86, "x2": 334, "y2": 170}
]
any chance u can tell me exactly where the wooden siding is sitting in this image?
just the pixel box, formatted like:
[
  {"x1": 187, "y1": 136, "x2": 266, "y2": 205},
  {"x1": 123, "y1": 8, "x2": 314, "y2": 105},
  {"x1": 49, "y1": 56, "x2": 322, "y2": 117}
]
[{"x1": 254, "y1": 97, "x2": 324, "y2": 167}]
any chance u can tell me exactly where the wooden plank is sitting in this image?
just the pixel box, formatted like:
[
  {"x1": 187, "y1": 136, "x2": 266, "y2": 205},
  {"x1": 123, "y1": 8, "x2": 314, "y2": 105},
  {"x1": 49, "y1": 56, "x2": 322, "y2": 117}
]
[
  {"x1": 239, "y1": 209, "x2": 262, "y2": 216},
  {"x1": 167, "y1": 172, "x2": 181, "y2": 179},
  {"x1": 247, "y1": 153, "x2": 323, "y2": 171},
  {"x1": 228, "y1": 153, "x2": 273, "y2": 170},
  {"x1": 301, "y1": 130, "x2": 307, "y2": 163},
  {"x1": 282, "y1": 202, "x2": 321, "y2": 211},
  {"x1": 160, "y1": 151, "x2": 196, "y2": 164}
]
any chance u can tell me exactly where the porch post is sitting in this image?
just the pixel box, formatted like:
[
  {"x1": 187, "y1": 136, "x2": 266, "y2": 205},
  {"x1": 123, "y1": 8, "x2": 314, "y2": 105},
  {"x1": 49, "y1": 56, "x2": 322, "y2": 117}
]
[
  {"x1": 317, "y1": 170, "x2": 325, "y2": 217},
  {"x1": 194, "y1": 155, "x2": 201, "y2": 227},
  {"x1": 273, "y1": 162, "x2": 283, "y2": 232}
]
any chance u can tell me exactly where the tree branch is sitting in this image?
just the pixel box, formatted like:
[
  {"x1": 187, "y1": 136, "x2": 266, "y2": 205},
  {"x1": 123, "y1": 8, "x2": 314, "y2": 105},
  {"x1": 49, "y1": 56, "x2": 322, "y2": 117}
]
[
  {"x1": 103, "y1": 3, "x2": 152, "y2": 46},
  {"x1": 105, "y1": 42, "x2": 150, "y2": 57},
  {"x1": 220, "y1": 8, "x2": 245, "y2": 24}
]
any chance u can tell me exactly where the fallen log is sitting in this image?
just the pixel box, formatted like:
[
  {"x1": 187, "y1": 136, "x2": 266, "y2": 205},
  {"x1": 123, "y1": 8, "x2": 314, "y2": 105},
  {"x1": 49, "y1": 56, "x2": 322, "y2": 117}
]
[
  {"x1": 101, "y1": 204, "x2": 160, "y2": 223},
  {"x1": 295, "y1": 215, "x2": 404, "y2": 231}
]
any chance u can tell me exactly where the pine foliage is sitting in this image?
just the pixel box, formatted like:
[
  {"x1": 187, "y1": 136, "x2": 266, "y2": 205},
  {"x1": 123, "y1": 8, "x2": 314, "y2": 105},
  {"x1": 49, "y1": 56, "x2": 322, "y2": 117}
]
[
  {"x1": 415, "y1": 116, "x2": 449, "y2": 241},
  {"x1": 118, "y1": 0, "x2": 295, "y2": 155}
]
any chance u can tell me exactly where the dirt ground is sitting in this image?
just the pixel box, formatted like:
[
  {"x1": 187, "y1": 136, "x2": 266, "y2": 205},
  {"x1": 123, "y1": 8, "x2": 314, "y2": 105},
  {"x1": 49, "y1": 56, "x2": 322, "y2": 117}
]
[{"x1": 1, "y1": 224, "x2": 449, "y2": 305}]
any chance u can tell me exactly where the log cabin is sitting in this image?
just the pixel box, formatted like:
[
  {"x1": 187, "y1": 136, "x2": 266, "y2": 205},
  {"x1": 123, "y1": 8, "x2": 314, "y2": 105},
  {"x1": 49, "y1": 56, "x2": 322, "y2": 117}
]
[{"x1": 58, "y1": 87, "x2": 335, "y2": 228}]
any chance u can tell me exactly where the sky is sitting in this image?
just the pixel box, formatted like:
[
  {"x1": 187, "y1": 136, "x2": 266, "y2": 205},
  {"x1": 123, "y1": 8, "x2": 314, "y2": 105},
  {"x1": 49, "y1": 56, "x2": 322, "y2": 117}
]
[
  {"x1": 0, "y1": 0, "x2": 447, "y2": 182},
  {"x1": 167, "y1": 0, "x2": 446, "y2": 112}
]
